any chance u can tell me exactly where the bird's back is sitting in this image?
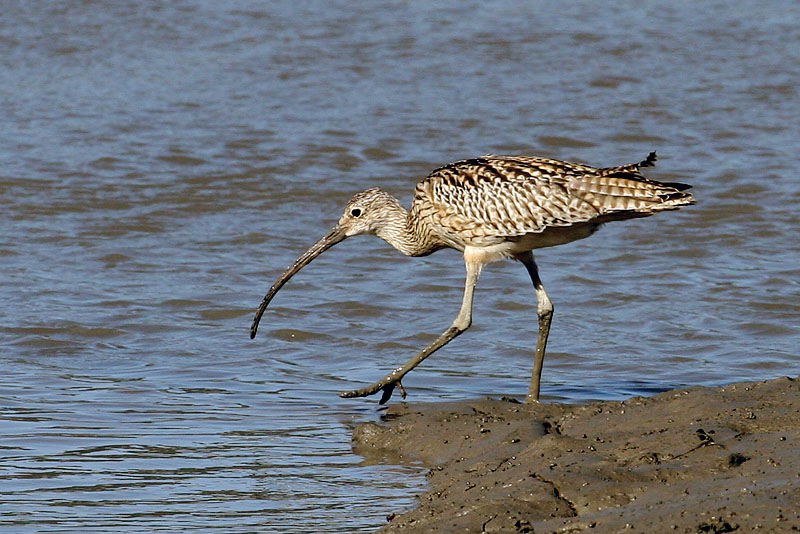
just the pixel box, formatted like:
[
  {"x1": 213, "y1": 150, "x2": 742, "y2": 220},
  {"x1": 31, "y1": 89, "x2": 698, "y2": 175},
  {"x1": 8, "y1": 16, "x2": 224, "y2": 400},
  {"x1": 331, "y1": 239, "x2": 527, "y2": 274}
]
[{"x1": 410, "y1": 152, "x2": 694, "y2": 250}]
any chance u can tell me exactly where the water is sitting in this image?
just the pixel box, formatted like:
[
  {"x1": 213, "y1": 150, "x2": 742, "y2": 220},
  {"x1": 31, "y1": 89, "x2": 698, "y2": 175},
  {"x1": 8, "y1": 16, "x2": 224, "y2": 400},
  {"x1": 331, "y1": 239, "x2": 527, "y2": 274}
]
[{"x1": 1, "y1": 0, "x2": 798, "y2": 531}]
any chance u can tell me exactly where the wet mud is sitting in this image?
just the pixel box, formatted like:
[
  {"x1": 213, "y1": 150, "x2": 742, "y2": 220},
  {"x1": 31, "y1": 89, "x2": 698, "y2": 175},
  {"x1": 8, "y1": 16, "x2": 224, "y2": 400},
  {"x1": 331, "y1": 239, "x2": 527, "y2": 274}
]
[{"x1": 354, "y1": 376, "x2": 800, "y2": 533}]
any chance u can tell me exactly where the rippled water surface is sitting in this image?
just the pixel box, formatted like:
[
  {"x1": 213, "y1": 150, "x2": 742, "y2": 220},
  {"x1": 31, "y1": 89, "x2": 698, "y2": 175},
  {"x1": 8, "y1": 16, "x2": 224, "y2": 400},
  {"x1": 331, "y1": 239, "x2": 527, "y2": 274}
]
[{"x1": 2, "y1": 1, "x2": 799, "y2": 531}]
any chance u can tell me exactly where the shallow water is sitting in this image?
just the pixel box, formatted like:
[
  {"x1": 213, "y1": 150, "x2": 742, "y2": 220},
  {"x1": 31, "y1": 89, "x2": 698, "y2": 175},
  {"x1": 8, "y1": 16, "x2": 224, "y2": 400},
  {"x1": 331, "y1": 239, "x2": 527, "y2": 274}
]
[{"x1": 1, "y1": 0, "x2": 798, "y2": 531}]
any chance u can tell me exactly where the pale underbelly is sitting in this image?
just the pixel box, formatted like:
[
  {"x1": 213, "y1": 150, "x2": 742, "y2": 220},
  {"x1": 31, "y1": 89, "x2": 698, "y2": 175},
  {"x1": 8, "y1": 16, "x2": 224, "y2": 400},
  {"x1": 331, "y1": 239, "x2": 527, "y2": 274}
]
[
  {"x1": 459, "y1": 222, "x2": 601, "y2": 264},
  {"x1": 514, "y1": 222, "x2": 600, "y2": 250}
]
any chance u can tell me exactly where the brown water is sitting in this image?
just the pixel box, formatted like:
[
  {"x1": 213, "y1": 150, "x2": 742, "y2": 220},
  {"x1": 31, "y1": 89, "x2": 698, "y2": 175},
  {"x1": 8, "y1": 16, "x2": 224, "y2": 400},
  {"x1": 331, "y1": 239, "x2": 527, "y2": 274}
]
[{"x1": 2, "y1": 1, "x2": 798, "y2": 532}]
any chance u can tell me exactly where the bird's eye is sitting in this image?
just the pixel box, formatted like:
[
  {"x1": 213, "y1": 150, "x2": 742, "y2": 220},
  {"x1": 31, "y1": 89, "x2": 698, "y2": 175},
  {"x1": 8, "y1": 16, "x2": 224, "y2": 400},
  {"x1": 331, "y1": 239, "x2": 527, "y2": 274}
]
[{"x1": 350, "y1": 208, "x2": 362, "y2": 218}]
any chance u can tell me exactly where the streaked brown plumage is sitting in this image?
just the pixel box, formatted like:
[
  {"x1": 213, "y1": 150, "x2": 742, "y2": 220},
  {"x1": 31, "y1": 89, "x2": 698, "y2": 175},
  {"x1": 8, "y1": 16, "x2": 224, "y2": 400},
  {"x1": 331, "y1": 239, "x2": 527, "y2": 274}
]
[{"x1": 251, "y1": 151, "x2": 694, "y2": 404}]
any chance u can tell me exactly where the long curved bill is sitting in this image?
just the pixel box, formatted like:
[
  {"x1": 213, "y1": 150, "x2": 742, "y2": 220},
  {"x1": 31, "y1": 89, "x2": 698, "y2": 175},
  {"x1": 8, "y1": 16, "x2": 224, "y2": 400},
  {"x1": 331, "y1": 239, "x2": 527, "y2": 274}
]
[{"x1": 250, "y1": 225, "x2": 348, "y2": 339}]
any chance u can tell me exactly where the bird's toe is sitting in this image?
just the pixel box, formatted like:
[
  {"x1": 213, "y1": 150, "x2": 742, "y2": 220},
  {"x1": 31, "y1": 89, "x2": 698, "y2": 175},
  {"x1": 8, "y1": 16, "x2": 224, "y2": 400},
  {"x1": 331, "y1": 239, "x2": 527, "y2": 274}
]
[{"x1": 378, "y1": 382, "x2": 396, "y2": 405}]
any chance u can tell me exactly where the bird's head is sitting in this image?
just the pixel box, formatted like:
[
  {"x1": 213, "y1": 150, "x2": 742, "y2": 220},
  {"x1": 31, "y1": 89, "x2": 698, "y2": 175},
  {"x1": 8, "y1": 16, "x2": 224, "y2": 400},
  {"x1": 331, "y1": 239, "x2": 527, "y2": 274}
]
[
  {"x1": 337, "y1": 187, "x2": 404, "y2": 237},
  {"x1": 249, "y1": 187, "x2": 404, "y2": 339}
]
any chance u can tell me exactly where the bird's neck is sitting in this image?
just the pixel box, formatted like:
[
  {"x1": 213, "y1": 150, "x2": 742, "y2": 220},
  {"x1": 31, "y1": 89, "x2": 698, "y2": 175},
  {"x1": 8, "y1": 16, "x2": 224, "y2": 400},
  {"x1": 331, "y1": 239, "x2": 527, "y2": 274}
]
[{"x1": 374, "y1": 198, "x2": 442, "y2": 257}]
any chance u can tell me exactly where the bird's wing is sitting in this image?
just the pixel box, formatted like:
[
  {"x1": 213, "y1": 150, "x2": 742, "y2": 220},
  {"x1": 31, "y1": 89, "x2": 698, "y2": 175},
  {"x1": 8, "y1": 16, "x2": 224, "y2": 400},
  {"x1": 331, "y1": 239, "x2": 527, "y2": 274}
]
[
  {"x1": 416, "y1": 156, "x2": 601, "y2": 242},
  {"x1": 415, "y1": 155, "x2": 692, "y2": 243}
]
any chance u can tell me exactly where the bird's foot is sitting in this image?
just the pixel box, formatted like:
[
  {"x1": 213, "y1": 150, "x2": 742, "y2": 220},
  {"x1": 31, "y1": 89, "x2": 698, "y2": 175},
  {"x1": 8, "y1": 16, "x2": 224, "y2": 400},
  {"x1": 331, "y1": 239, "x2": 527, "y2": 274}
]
[{"x1": 339, "y1": 376, "x2": 407, "y2": 405}]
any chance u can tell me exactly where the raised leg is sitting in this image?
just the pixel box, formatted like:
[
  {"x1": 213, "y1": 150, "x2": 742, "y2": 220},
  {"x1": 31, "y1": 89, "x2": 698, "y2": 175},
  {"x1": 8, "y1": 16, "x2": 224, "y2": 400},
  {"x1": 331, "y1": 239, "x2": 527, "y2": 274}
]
[
  {"x1": 514, "y1": 252, "x2": 554, "y2": 403},
  {"x1": 339, "y1": 258, "x2": 483, "y2": 404}
]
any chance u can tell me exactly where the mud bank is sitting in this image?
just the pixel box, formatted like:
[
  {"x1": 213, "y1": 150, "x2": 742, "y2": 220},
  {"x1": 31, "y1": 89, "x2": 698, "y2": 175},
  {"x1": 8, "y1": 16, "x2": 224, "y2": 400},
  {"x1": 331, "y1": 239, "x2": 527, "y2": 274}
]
[{"x1": 354, "y1": 376, "x2": 800, "y2": 533}]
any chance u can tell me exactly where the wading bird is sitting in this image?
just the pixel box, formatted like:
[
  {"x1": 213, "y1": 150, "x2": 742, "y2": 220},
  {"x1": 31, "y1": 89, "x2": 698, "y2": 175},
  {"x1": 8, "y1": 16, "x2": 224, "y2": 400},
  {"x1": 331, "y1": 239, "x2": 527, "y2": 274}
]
[{"x1": 250, "y1": 151, "x2": 694, "y2": 404}]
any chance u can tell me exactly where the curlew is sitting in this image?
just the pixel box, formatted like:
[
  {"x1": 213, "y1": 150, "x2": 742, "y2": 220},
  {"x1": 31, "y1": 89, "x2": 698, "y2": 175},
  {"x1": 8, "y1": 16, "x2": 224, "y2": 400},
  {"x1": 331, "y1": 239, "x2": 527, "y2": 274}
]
[{"x1": 250, "y1": 151, "x2": 694, "y2": 404}]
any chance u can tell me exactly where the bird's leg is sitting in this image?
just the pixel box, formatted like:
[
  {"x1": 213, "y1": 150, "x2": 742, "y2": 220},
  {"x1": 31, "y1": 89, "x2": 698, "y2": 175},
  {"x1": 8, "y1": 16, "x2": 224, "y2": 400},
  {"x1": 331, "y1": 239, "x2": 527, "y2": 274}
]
[
  {"x1": 514, "y1": 252, "x2": 554, "y2": 403},
  {"x1": 339, "y1": 259, "x2": 483, "y2": 404}
]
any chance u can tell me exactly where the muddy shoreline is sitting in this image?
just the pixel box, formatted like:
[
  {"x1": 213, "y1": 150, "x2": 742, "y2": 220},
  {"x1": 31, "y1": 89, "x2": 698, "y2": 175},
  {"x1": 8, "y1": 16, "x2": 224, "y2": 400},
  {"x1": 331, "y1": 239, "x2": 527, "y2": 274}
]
[{"x1": 353, "y1": 376, "x2": 800, "y2": 533}]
